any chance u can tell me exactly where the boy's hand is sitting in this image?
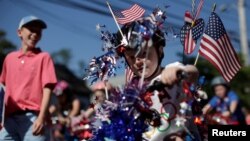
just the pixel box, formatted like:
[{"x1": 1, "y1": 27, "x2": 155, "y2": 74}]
[
  {"x1": 161, "y1": 66, "x2": 183, "y2": 86},
  {"x1": 58, "y1": 116, "x2": 67, "y2": 125},
  {"x1": 183, "y1": 65, "x2": 199, "y2": 84},
  {"x1": 32, "y1": 117, "x2": 44, "y2": 135},
  {"x1": 161, "y1": 65, "x2": 199, "y2": 87}
]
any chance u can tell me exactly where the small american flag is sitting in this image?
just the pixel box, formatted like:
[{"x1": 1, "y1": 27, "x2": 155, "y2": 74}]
[
  {"x1": 199, "y1": 12, "x2": 241, "y2": 82},
  {"x1": 125, "y1": 66, "x2": 134, "y2": 84},
  {"x1": 184, "y1": 29, "x2": 196, "y2": 54},
  {"x1": 184, "y1": 18, "x2": 205, "y2": 54},
  {"x1": 114, "y1": 4, "x2": 145, "y2": 25},
  {"x1": 194, "y1": 0, "x2": 204, "y2": 20},
  {"x1": 89, "y1": 57, "x2": 96, "y2": 66}
]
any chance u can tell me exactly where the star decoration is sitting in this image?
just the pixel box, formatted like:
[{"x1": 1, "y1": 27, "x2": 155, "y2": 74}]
[
  {"x1": 175, "y1": 116, "x2": 187, "y2": 127},
  {"x1": 157, "y1": 10, "x2": 163, "y2": 16},
  {"x1": 180, "y1": 102, "x2": 188, "y2": 110},
  {"x1": 96, "y1": 24, "x2": 101, "y2": 31}
]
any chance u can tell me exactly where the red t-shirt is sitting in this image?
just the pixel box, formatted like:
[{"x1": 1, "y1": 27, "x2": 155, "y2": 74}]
[{"x1": 0, "y1": 48, "x2": 57, "y2": 115}]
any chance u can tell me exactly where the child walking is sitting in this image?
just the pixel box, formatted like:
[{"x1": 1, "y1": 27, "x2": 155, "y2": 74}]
[{"x1": 0, "y1": 15, "x2": 57, "y2": 141}]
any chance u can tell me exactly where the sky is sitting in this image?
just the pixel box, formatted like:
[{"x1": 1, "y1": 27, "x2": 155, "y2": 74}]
[{"x1": 0, "y1": 0, "x2": 249, "y2": 78}]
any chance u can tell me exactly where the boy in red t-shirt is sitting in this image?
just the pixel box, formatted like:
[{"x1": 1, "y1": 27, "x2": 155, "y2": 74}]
[{"x1": 0, "y1": 15, "x2": 57, "y2": 141}]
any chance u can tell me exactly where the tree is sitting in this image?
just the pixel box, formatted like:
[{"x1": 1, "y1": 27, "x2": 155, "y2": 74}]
[
  {"x1": 180, "y1": 53, "x2": 250, "y2": 109},
  {"x1": 51, "y1": 48, "x2": 72, "y2": 66},
  {"x1": 0, "y1": 30, "x2": 17, "y2": 73}
]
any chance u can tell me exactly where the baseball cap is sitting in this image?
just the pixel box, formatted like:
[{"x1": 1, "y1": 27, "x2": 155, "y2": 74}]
[{"x1": 18, "y1": 15, "x2": 47, "y2": 29}]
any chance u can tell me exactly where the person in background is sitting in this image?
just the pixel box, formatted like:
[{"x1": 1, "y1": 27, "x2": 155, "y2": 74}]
[
  {"x1": 69, "y1": 81, "x2": 113, "y2": 140},
  {"x1": 83, "y1": 81, "x2": 111, "y2": 118},
  {"x1": 0, "y1": 15, "x2": 57, "y2": 141},
  {"x1": 0, "y1": 83, "x2": 5, "y2": 130},
  {"x1": 202, "y1": 76, "x2": 246, "y2": 125},
  {"x1": 49, "y1": 80, "x2": 81, "y2": 141}
]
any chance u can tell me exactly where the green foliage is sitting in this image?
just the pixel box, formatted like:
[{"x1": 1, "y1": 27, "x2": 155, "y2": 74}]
[
  {"x1": 231, "y1": 66, "x2": 250, "y2": 108},
  {"x1": 0, "y1": 30, "x2": 16, "y2": 55},
  {"x1": 51, "y1": 48, "x2": 72, "y2": 66},
  {"x1": 0, "y1": 30, "x2": 17, "y2": 73},
  {"x1": 181, "y1": 53, "x2": 250, "y2": 109},
  {"x1": 77, "y1": 60, "x2": 86, "y2": 77}
]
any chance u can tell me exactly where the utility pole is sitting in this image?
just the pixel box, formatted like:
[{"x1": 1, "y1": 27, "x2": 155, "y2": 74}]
[{"x1": 238, "y1": 0, "x2": 249, "y2": 66}]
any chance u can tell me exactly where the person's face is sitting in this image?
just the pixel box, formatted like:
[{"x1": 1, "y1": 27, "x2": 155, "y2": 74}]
[
  {"x1": 18, "y1": 24, "x2": 42, "y2": 48},
  {"x1": 214, "y1": 85, "x2": 227, "y2": 98},
  {"x1": 124, "y1": 46, "x2": 160, "y2": 78},
  {"x1": 95, "y1": 90, "x2": 106, "y2": 104}
]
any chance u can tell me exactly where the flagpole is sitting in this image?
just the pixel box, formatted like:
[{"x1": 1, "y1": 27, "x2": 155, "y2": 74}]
[
  {"x1": 194, "y1": 3, "x2": 216, "y2": 66},
  {"x1": 139, "y1": 44, "x2": 150, "y2": 89},
  {"x1": 106, "y1": 1, "x2": 125, "y2": 38},
  {"x1": 105, "y1": 86, "x2": 109, "y2": 100},
  {"x1": 212, "y1": 3, "x2": 216, "y2": 13},
  {"x1": 103, "y1": 80, "x2": 109, "y2": 100},
  {"x1": 194, "y1": 52, "x2": 200, "y2": 65}
]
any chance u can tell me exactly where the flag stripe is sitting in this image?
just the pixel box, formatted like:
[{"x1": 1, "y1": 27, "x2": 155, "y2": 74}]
[
  {"x1": 115, "y1": 4, "x2": 145, "y2": 25},
  {"x1": 199, "y1": 12, "x2": 241, "y2": 82},
  {"x1": 184, "y1": 29, "x2": 196, "y2": 54},
  {"x1": 122, "y1": 5, "x2": 144, "y2": 16},
  {"x1": 218, "y1": 36, "x2": 241, "y2": 72},
  {"x1": 125, "y1": 67, "x2": 134, "y2": 84},
  {"x1": 117, "y1": 11, "x2": 144, "y2": 24},
  {"x1": 203, "y1": 35, "x2": 236, "y2": 77},
  {"x1": 199, "y1": 47, "x2": 231, "y2": 81},
  {"x1": 218, "y1": 35, "x2": 240, "y2": 72},
  {"x1": 200, "y1": 35, "x2": 240, "y2": 81},
  {"x1": 200, "y1": 40, "x2": 230, "y2": 78},
  {"x1": 194, "y1": 0, "x2": 204, "y2": 20},
  {"x1": 200, "y1": 36, "x2": 233, "y2": 80},
  {"x1": 222, "y1": 35, "x2": 241, "y2": 69},
  {"x1": 200, "y1": 43, "x2": 233, "y2": 81}
]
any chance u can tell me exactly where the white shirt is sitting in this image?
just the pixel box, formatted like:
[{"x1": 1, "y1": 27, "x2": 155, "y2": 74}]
[{"x1": 143, "y1": 62, "x2": 200, "y2": 141}]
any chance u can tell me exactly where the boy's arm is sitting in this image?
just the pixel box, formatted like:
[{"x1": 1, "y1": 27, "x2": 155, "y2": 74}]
[
  {"x1": 202, "y1": 104, "x2": 212, "y2": 115},
  {"x1": 229, "y1": 101, "x2": 238, "y2": 114},
  {"x1": 202, "y1": 96, "x2": 217, "y2": 115},
  {"x1": 161, "y1": 63, "x2": 199, "y2": 86},
  {"x1": 83, "y1": 107, "x2": 95, "y2": 118},
  {"x1": 183, "y1": 65, "x2": 199, "y2": 84},
  {"x1": 69, "y1": 99, "x2": 81, "y2": 117},
  {"x1": 32, "y1": 86, "x2": 52, "y2": 135},
  {"x1": 58, "y1": 99, "x2": 81, "y2": 127},
  {"x1": 229, "y1": 92, "x2": 239, "y2": 114},
  {"x1": 221, "y1": 101, "x2": 238, "y2": 117}
]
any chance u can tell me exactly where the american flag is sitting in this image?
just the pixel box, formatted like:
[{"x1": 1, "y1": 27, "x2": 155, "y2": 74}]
[
  {"x1": 184, "y1": 29, "x2": 196, "y2": 54},
  {"x1": 114, "y1": 4, "x2": 145, "y2": 25},
  {"x1": 199, "y1": 12, "x2": 241, "y2": 82},
  {"x1": 125, "y1": 66, "x2": 134, "y2": 84},
  {"x1": 183, "y1": 13, "x2": 204, "y2": 54}
]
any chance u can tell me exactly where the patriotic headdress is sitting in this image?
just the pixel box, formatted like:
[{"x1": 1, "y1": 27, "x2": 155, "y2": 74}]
[
  {"x1": 84, "y1": 5, "x2": 170, "y2": 84},
  {"x1": 114, "y1": 6, "x2": 168, "y2": 57}
]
